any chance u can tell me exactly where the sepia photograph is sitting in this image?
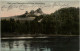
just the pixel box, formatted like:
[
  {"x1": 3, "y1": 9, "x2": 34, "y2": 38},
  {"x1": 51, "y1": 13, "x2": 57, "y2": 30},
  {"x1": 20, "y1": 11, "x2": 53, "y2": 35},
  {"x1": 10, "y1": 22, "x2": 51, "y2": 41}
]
[{"x1": 0, "y1": 0, "x2": 79, "y2": 51}]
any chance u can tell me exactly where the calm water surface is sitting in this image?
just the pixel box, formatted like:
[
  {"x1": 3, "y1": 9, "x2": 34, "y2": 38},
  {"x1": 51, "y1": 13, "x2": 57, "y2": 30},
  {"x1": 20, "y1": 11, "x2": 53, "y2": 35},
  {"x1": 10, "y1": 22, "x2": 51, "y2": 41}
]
[{"x1": 1, "y1": 36, "x2": 79, "y2": 51}]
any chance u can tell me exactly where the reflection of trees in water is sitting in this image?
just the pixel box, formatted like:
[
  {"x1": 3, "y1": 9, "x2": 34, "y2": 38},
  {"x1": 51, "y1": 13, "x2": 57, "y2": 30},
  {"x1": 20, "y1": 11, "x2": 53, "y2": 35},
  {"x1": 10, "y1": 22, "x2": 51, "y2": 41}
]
[
  {"x1": 1, "y1": 40, "x2": 53, "y2": 51},
  {"x1": 28, "y1": 41, "x2": 51, "y2": 51},
  {"x1": 1, "y1": 37, "x2": 79, "y2": 51},
  {"x1": 2, "y1": 39, "x2": 69, "y2": 51},
  {"x1": 1, "y1": 41, "x2": 9, "y2": 48},
  {"x1": 1, "y1": 42, "x2": 5, "y2": 48},
  {"x1": 8, "y1": 40, "x2": 14, "y2": 51},
  {"x1": 24, "y1": 41, "x2": 27, "y2": 51},
  {"x1": 15, "y1": 41, "x2": 19, "y2": 48}
]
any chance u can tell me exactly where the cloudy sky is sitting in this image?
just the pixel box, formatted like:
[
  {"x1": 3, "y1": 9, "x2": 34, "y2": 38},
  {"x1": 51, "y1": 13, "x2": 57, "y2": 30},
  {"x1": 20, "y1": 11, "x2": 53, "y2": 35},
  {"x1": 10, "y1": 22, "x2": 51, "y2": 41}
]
[{"x1": 0, "y1": 0, "x2": 79, "y2": 17}]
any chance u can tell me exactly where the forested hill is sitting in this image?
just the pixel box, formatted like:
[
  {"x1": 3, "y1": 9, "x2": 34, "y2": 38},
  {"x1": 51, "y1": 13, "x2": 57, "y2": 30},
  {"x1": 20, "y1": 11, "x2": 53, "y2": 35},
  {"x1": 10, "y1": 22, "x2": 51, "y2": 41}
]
[{"x1": 1, "y1": 7, "x2": 79, "y2": 36}]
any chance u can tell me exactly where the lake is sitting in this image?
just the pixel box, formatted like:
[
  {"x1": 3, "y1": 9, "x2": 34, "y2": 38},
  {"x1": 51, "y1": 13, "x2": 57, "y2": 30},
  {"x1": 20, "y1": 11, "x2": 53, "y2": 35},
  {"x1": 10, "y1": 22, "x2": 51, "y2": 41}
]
[{"x1": 1, "y1": 36, "x2": 79, "y2": 51}]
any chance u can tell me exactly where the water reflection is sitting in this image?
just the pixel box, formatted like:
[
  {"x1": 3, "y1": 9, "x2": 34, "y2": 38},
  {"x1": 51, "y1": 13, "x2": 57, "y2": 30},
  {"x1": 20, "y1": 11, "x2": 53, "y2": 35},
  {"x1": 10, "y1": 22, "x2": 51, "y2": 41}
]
[
  {"x1": 24, "y1": 42, "x2": 27, "y2": 51},
  {"x1": 14, "y1": 41, "x2": 19, "y2": 48},
  {"x1": 8, "y1": 41, "x2": 13, "y2": 51},
  {"x1": 1, "y1": 36, "x2": 79, "y2": 51}
]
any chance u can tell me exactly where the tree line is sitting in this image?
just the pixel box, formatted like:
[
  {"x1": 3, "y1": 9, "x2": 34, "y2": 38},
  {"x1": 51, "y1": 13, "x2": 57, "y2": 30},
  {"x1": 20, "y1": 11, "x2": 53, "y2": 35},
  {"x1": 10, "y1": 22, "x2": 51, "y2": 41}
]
[{"x1": 1, "y1": 7, "x2": 79, "y2": 35}]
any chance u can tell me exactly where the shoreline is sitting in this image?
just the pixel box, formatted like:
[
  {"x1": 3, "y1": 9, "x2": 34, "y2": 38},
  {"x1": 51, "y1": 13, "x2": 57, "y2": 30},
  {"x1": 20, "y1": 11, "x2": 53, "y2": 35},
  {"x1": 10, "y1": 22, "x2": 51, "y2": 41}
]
[{"x1": 1, "y1": 35, "x2": 79, "y2": 40}]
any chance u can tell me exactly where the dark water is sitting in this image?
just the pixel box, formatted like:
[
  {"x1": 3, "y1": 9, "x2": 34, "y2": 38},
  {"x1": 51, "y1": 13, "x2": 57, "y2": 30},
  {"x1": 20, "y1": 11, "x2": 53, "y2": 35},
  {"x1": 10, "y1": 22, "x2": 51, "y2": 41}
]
[{"x1": 1, "y1": 36, "x2": 79, "y2": 51}]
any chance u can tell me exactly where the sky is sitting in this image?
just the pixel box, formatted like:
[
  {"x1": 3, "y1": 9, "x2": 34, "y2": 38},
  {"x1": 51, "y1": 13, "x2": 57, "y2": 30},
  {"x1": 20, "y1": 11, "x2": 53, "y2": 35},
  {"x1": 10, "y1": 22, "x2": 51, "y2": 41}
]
[{"x1": 0, "y1": 0, "x2": 79, "y2": 17}]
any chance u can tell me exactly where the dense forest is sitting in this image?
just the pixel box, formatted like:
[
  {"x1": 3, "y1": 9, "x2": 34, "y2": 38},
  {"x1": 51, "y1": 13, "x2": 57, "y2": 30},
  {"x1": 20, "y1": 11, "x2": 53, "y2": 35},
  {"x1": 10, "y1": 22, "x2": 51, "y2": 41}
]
[{"x1": 1, "y1": 7, "x2": 79, "y2": 36}]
